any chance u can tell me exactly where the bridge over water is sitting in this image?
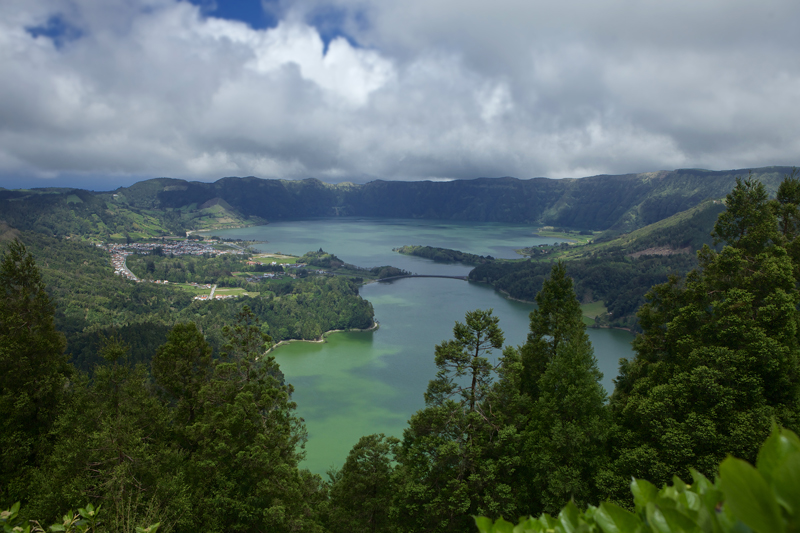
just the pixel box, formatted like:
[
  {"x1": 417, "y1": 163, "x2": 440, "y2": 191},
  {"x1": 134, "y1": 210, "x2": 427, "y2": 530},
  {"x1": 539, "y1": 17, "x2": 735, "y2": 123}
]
[{"x1": 377, "y1": 274, "x2": 469, "y2": 282}]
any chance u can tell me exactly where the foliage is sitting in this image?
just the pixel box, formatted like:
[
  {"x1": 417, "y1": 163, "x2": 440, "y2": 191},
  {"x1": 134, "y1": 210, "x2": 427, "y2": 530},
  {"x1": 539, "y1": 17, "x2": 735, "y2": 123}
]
[
  {"x1": 327, "y1": 434, "x2": 400, "y2": 533},
  {"x1": 392, "y1": 310, "x2": 517, "y2": 533},
  {"x1": 426, "y1": 309, "x2": 504, "y2": 412},
  {"x1": 507, "y1": 263, "x2": 609, "y2": 515},
  {"x1": 471, "y1": 254, "x2": 697, "y2": 329},
  {"x1": 396, "y1": 245, "x2": 494, "y2": 265},
  {"x1": 475, "y1": 425, "x2": 800, "y2": 533},
  {"x1": 604, "y1": 175, "x2": 800, "y2": 502},
  {"x1": 181, "y1": 306, "x2": 322, "y2": 532},
  {"x1": 297, "y1": 249, "x2": 344, "y2": 268},
  {"x1": 0, "y1": 240, "x2": 70, "y2": 506},
  {"x1": 1, "y1": 502, "x2": 158, "y2": 533},
  {"x1": 369, "y1": 265, "x2": 411, "y2": 279},
  {"x1": 126, "y1": 254, "x2": 252, "y2": 286},
  {"x1": 3, "y1": 235, "x2": 374, "y2": 372},
  {"x1": 519, "y1": 263, "x2": 587, "y2": 398}
]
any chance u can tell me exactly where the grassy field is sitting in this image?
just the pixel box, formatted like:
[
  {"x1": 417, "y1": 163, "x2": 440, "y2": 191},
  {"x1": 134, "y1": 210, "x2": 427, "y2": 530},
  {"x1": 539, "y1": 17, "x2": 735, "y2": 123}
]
[
  {"x1": 172, "y1": 283, "x2": 213, "y2": 296},
  {"x1": 580, "y1": 301, "x2": 608, "y2": 325},
  {"x1": 534, "y1": 227, "x2": 596, "y2": 245},
  {"x1": 253, "y1": 253, "x2": 298, "y2": 264},
  {"x1": 214, "y1": 287, "x2": 255, "y2": 297}
]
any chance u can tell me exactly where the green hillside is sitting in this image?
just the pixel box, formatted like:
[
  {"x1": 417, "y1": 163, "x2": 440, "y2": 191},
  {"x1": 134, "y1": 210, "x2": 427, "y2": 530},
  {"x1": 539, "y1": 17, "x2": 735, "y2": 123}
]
[
  {"x1": 111, "y1": 166, "x2": 791, "y2": 232},
  {"x1": 1, "y1": 167, "x2": 793, "y2": 243},
  {"x1": 470, "y1": 199, "x2": 730, "y2": 329}
]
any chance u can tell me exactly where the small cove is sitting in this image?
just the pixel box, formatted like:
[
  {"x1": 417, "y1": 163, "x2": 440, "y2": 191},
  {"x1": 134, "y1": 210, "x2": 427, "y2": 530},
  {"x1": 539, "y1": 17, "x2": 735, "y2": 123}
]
[{"x1": 206, "y1": 218, "x2": 635, "y2": 474}]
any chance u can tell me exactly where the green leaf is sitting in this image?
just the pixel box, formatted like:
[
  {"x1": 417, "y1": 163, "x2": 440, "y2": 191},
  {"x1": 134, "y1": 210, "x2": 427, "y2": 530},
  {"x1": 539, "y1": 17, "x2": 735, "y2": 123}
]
[
  {"x1": 559, "y1": 501, "x2": 581, "y2": 533},
  {"x1": 719, "y1": 456, "x2": 785, "y2": 533},
  {"x1": 474, "y1": 516, "x2": 515, "y2": 533},
  {"x1": 756, "y1": 426, "x2": 800, "y2": 484},
  {"x1": 492, "y1": 517, "x2": 516, "y2": 533},
  {"x1": 658, "y1": 507, "x2": 701, "y2": 533},
  {"x1": 771, "y1": 453, "x2": 800, "y2": 517},
  {"x1": 516, "y1": 516, "x2": 545, "y2": 533},
  {"x1": 689, "y1": 469, "x2": 713, "y2": 493},
  {"x1": 595, "y1": 502, "x2": 642, "y2": 533},
  {"x1": 631, "y1": 479, "x2": 658, "y2": 512},
  {"x1": 474, "y1": 516, "x2": 495, "y2": 533},
  {"x1": 645, "y1": 502, "x2": 671, "y2": 533}
]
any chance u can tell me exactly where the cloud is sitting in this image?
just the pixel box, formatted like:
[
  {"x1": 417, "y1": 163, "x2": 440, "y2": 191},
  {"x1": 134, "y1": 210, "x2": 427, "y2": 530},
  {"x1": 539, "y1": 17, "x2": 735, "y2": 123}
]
[{"x1": 1, "y1": 0, "x2": 799, "y2": 189}]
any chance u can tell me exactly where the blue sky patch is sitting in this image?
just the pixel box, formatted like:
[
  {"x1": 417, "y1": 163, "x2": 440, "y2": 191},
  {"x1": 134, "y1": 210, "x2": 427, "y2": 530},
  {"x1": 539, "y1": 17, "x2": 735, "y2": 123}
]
[
  {"x1": 185, "y1": 0, "x2": 280, "y2": 30},
  {"x1": 26, "y1": 14, "x2": 83, "y2": 48},
  {"x1": 308, "y1": 5, "x2": 361, "y2": 53}
]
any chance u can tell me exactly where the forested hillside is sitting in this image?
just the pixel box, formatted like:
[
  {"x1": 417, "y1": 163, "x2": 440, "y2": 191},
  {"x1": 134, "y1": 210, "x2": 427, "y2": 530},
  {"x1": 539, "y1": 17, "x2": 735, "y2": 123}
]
[
  {"x1": 468, "y1": 200, "x2": 728, "y2": 329},
  {"x1": 0, "y1": 228, "x2": 374, "y2": 373},
  {"x1": 117, "y1": 167, "x2": 791, "y2": 233},
  {"x1": 1, "y1": 167, "x2": 793, "y2": 242}
]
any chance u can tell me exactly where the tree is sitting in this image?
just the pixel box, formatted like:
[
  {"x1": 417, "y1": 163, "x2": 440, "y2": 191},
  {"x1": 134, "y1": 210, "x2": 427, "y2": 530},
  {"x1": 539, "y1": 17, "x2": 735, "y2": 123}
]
[
  {"x1": 604, "y1": 175, "x2": 800, "y2": 503},
  {"x1": 425, "y1": 309, "x2": 504, "y2": 412},
  {"x1": 151, "y1": 322, "x2": 214, "y2": 427},
  {"x1": 0, "y1": 239, "x2": 69, "y2": 506},
  {"x1": 393, "y1": 310, "x2": 516, "y2": 533},
  {"x1": 184, "y1": 308, "x2": 321, "y2": 532},
  {"x1": 25, "y1": 336, "x2": 186, "y2": 531},
  {"x1": 327, "y1": 434, "x2": 399, "y2": 533},
  {"x1": 515, "y1": 263, "x2": 608, "y2": 514},
  {"x1": 519, "y1": 262, "x2": 586, "y2": 400},
  {"x1": 523, "y1": 334, "x2": 608, "y2": 514}
]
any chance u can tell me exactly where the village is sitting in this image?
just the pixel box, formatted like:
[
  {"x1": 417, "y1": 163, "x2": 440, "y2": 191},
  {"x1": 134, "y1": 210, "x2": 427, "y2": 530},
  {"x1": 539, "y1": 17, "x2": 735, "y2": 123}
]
[
  {"x1": 103, "y1": 238, "x2": 327, "y2": 302},
  {"x1": 103, "y1": 238, "x2": 250, "y2": 301}
]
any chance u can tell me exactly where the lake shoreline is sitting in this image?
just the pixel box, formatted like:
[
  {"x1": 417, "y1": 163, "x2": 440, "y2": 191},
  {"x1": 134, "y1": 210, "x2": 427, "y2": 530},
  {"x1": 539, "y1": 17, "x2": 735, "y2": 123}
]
[
  {"x1": 266, "y1": 320, "x2": 380, "y2": 353},
  {"x1": 495, "y1": 287, "x2": 634, "y2": 335}
]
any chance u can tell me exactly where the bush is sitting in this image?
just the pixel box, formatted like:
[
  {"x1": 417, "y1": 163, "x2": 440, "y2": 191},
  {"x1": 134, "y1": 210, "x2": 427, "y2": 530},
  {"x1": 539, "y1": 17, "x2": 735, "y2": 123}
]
[{"x1": 474, "y1": 425, "x2": 800, "y2": 533}]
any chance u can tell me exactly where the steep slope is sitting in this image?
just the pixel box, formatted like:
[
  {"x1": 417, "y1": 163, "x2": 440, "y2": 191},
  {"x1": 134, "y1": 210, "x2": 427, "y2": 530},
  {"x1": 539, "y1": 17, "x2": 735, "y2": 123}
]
[{"x1": 114, "y1": 166, "x2": 794, "y2": 231}]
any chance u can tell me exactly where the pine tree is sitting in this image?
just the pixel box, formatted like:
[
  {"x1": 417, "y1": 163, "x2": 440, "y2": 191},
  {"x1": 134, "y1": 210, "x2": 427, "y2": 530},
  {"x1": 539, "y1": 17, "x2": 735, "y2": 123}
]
[
  {"x1": 0, "y1": 239, "x2": 69, "y2": 506},
  {"x1": 185, "y1": 307, "x2": 320, "y2": 532},
  {"x1": 425, "y1": 309, "x2": 504, "y2": 412},
  {"x1": 394, "y1": 310, "x2": 516, "y2": 532},
  {"x1": 328, "y1": 434, "x2": 399, "y2": 533},
  {"x1": 519, "y1": 262, "x2": 586, "y2": 400},
  {"x1": 515, "y1": 262, "x2": 608, "y2": 514},
  {"x1": 151, "y1": 322, "x2": 214, "y2": 427}
]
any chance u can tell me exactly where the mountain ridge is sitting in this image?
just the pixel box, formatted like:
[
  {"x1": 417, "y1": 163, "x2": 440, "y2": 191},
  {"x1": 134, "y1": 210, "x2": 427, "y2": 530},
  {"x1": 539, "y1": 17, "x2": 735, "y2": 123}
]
[{"x1": 115, "y1": 166, "x2": 794, "y2": 232}]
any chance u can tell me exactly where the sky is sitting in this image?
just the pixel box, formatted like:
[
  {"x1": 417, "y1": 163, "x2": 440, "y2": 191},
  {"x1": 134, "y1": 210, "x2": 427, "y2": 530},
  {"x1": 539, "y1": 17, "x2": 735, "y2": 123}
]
[{"x1": 2, "y1": 0, "x2": 800, "y2": 190}]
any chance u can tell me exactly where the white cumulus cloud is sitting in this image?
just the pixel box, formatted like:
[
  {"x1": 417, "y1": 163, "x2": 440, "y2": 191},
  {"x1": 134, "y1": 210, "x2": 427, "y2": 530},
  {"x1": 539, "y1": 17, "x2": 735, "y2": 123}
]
[{"x1": 1, "y1": 0, "x2": 799, "y2": 189}]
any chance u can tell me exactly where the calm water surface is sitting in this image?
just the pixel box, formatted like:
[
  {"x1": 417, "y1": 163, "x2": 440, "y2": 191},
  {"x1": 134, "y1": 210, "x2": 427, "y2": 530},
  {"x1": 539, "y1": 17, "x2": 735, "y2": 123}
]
[{"x1": 207, "y1": 219, "x2": 635, "y2": 474}]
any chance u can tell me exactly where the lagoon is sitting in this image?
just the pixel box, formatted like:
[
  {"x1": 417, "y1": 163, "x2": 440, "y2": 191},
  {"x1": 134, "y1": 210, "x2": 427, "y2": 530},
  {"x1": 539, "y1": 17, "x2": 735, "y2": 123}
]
[{"x1": 206, "y1": 218, "x2": 635, "y2": 474}]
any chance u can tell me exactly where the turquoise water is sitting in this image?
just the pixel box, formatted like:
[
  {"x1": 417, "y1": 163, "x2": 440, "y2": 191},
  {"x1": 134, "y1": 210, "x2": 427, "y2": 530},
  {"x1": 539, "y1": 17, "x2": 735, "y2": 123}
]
[
  {"x1": 206, "y1": 219, "x2": 635, "y2": 474},
  {"x1": 208, "y1": 218, "x2": 567, "y2": 275}
]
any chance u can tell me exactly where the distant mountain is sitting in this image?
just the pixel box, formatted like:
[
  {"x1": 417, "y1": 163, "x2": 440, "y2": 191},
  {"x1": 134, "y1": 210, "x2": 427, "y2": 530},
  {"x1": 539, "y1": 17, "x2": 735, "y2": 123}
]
[
  {"x1": 0, "y1": 167, "x2": 794, "y2": 241},
  {"x1": 115, "y1": 166, "x2": 794, "y2": 233}
]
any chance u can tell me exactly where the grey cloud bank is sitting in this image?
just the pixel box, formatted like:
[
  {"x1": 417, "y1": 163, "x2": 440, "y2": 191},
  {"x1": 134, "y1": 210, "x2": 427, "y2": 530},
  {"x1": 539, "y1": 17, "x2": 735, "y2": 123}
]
[{"x1": 1, "y1": 0, "x2": 799, "y2": 189}]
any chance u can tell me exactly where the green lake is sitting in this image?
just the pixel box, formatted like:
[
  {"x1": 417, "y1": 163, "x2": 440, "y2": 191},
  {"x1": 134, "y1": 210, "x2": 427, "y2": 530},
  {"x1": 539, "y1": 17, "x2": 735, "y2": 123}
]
[{"x1": 206, "y1": 218, "x2": 635, "y2": 474}]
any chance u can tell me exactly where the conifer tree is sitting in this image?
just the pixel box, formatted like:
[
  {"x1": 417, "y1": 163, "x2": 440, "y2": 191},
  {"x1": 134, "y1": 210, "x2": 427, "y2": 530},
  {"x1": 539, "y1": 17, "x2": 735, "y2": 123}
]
[
  {"x1": 152, "y1": 322, "x2": 214, "y2": 427},
  {"x1": 515, "y1": 262, "x2": 608, "y2": 514},
  {"x1": 394, "y1": 310, "x2": 516, "y2": 533},
  {"x1": 604, "y1": 175, "x2": 800, "y2": 503},
  {"x1": 519, "y1": 262, "x2": 586, "y2": 400},
  {"x1": 328, "y1": 434, "x2": 399, "y2": 533},
  {"x1": 185, "y1": 306, "x2": 321, "y2": 532},
  {"x1": 0, "y1": 240, "x2": 69, "y2": 506}
]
